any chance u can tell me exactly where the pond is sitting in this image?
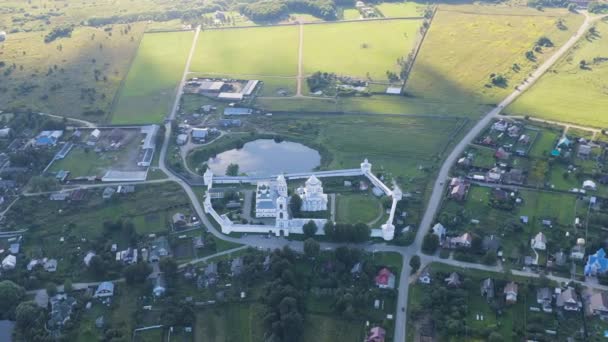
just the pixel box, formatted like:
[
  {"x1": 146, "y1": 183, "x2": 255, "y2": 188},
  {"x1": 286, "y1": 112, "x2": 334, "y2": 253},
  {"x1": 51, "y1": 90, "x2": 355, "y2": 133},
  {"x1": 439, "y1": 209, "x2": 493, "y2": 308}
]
[{"x1": 207, "y1": 139, "x2": 321, "y2": 177}]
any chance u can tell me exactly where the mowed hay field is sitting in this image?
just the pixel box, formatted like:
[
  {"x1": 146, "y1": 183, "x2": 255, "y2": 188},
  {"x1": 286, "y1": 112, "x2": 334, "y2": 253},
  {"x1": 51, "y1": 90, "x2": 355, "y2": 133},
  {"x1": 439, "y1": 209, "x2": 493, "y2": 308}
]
[
  {"x1": 406, "y1": 5, "x2": 583, "y2": 105},
  {"x1": 111, "y1": 31, "x2": 194, "y2": 124},
  {"x1": 303, "y1": 19, "x2": 422, "y2": 80},
  {"x1": 507, "y1": 20, "x2": 608, "y2": 128},
  {"x1": 0, "y1": 23, "x2": 145, "y2": 122},
  {"x1": 190, "y1": 25, "x2": 299, "y2": 76}
]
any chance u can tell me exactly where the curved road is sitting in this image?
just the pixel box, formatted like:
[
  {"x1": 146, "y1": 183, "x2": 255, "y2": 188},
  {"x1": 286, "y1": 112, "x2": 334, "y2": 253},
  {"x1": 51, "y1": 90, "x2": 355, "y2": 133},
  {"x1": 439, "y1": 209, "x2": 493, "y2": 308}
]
[{"x1": 17, "y1": 13, "x2": 602, "y2": 342}]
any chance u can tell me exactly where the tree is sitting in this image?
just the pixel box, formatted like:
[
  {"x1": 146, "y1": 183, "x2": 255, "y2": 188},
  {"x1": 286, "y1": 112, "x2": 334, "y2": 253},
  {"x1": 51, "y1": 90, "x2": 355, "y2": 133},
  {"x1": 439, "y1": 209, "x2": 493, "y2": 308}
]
[
  {"x1": 409, "y1": 255, "x2": 421, "y2": 274},
  {"x1": 303, "y1": 238, "x2": 320, "y2": 259},
  {"x1": 0, "y1": 280, "x2": 25, "y2": 319},
  {"x1": 63, "y1": 279, "x2": 73, "y2": 293},
  {"x1": 45, "y1": 283, "x2": 58, "y2": 297},
  {"x1": 159, "y1": 258, "x2": 178, "y2": 279},
  {"x1": 567, "y1": 3, "x2": 577, "y2": 12},
  {"x1": 290, "y1": 194, "x2": 302, "y2": 218},
  {"x1": 15, "y1": 301, "x2": 48, "y2": 341},
  {"x1": 302, "y1": 220, "x2": 317, "y2": 238},
  {"x1": 482, "y1": 251, "x2": 497, "y2": 265},
  {"x1": 422, "y1": 234, "x2": 439, "y2": 254},
  {"x1": 123, "y1": 262, "x2": 152, "y2": 285},
  {"x1": 226, "y1": 163, "x2": 239, "y2": 176}
]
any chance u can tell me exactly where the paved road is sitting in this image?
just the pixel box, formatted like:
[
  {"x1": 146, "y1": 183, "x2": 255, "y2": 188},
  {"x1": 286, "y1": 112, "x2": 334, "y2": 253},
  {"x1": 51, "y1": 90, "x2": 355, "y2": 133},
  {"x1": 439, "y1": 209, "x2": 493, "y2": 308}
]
[
  {"x1": 14, "y1": 12, "x2": 603, "y2": 342},
  {"x1": 413, "y1": 12, "x2": 596, "y2": 249}
]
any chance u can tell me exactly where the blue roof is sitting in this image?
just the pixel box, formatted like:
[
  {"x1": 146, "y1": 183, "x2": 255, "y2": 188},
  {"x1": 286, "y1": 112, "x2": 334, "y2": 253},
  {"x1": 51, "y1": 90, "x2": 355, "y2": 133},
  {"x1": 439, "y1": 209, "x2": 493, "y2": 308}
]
[
  {"x1": 585, "y1": 248, "x2": 608, "y2": 276},
  {"x1": 36, "y1": 136, "x2": 54, "y2": 146},
  {"x1": 551, "y1": 149, "x2": 560, "y2": 156}
]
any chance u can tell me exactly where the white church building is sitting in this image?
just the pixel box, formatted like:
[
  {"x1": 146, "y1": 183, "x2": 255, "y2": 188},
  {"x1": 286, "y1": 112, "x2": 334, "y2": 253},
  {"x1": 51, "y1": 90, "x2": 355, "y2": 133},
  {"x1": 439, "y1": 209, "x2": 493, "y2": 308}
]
[
  {"x1": 296, "y1": 175, "x2": 328, "y2": 212},
  {"x1": 203, "y1": 158, "x2": 401, "y2": 241}
]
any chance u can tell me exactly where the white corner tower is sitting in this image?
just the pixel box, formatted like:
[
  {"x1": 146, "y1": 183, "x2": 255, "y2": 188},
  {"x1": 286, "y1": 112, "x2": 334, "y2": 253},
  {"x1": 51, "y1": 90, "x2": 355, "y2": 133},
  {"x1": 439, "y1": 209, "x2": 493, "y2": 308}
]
[{"x1": 361, "y1": 158, "x2": 372, "y2": 174}]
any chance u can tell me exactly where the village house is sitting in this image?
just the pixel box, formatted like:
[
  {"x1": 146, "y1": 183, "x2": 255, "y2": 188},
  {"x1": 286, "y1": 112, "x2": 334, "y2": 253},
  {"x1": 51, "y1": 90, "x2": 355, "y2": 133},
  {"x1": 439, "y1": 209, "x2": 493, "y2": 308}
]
[
  {"x1": 504, "y1": 282, "x2": 518, "y2": 304},
  {"x1": 444, "y1": 272, "x2": 462, "y2": 287},
  {"x1": 418, "y1": 267, "x2": 432, "y2": 284},
  {"x1": 449, "y1": 232, "x2": 472, "y2": 249},
  {"x1": 448, "y1": 177, "x2": 470, "y2": 201},
  {"x1": 231, "y1": 257, "x2": 243, "y2": 277},
  {"x1": 432, "y1": 223, "x2": 446, "y2": 243},
  {"x1": 93, "y1": 282, "x2": 115, "y2": 298},
  {"x1": 485, "y1": 167, "x2": 502, "y2": 183},
  {"x1": 482, "y1": 235, "x2": 501, "y2": 254},
  {"x1": 531, "y1": 232, "x2": 547, "y2": 251},
  {"x1": 172, "y1": 213, "x2": 188, "y2": 229},
  {"x1": 556, "y1": 287, "x2": 581, "y2": 311},
  {"x1": 585, "y1": 248, "x2": 608, "y2": 276},
  {"x1": 102, "y1": 187, "x2": 116, "y2": 199},
  {"x1": 537, "y1": 287, "x2": 553, "y2": 312},
  {"x1": 149, "y1": 237, "x2": 171, "y2": 262},
  {"x1": 2, "y1": 255, "x2": 16, "y2": 270},
  {"x1": 152, "y1": 274, "x2": 166, "y2": 297},
  {"x1": 492, "y1": 120, "x2": 508, "y2": 132},
  {"x1": 503, "y1": 168, "x2": 525, "y2": 185},
  {"x1": 35, "y1": 130, "x2": 63, "y2": 147},
  {"x1": 578, "y1": 144, "x2": 592, "y2": 159},
  {"x1": 586, "y1": 291, "x2": 608, "y2": 318},
  {"x1": 375, "y1": 268, "x2": 395, "y2": 289},
  {"x1": 495, "y1": 147, "x2": 511, "y2": 160},
  {"x1": 47, "y1": 294, "x2": 77, "y2": 334},
  {"x1": 571, "y1": 242, "x2": 585, "y2": 260},
  {"x1": 583, "y1": 180, "x2": 597, "y2": 191},
  {"x1": 366, "y1": 326, "x2": 386, "y2": 342},
  {"x1": 507, "y1": 125, "x2": 521, "y2": 138},
  {"x1": 480, "y1": 278, "x2": 494, "y2": 300}
]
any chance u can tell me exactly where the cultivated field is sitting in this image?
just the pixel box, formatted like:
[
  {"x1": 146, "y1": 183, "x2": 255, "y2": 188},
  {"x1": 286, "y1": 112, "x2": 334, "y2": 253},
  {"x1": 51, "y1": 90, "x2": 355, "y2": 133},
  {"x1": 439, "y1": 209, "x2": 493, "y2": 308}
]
[
  {"x1": 302, "y1": 19, "x2": 422, "y2": 80},
  {"x1": 507, "y1": 20, "x2": 608, "y2": 128},
  {"x1": 406, "y1": 5, "x2": 583, "y2": 105},
  {"x1": 0, "y1": 24, "x2": 145, "y2": 122},
  {"x1": 190, "y1": 25, "x2": 299, "y2": 76},
  {"x1": 110, "y1": 31, "x2": 194, "y2": 124},
  {"x1": 376, "y1": 2, "x2": 425, "y2": 17}
]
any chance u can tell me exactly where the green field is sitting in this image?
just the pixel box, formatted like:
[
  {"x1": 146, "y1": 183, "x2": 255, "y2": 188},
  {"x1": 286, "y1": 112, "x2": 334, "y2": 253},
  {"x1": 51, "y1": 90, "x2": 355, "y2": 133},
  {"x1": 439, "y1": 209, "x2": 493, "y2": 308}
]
[
  {"x1": 376, "y1": 2, "x2": 425, "y2": 17},
  {"x1": 195, "y1": 303, "x2": 265, "y2": 342},
  {"x1": 302, "y1": 314, "x2": 366, "y2": 342},
  {"x1": 190, "y1": 26, "x2": 299, "y2": 76},
  {"x1": 111, "y1": 31, "x2": 194, "y2": 124},
  {"x1": 303, "y1": 20, "x2": 422, "y2": 80},
  {"x1": 406, "y1": 5, "x2": 583, "y2": 105},
  {"x1": 507, "y1": 21, "x2": 608, "y2": 128},
  {"x1": 335, "y1": 193, "x2": 382, "y2": 224},
  {"x1": 0, "y1": 24, "x2": 145, "y2": 123}
]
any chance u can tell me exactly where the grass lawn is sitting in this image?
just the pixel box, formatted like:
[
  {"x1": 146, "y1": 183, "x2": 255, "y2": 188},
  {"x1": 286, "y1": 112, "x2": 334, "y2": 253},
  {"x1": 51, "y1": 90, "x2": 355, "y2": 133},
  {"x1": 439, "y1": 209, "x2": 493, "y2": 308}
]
[
  {"x1": 303, "y1": 19, "x2": 422, "y2": 80},
  {"x1": 247, "y1": 113, "x2": 467, "y2": 189},
  {"x1": 376, "y1": 2, "x2": 425, "y2": 17},
  {"x1": 335, "y1": 192, "x2": 382, "y2": 224},
  {"x1": 195, "y1": 303, "x2": 265, "y2": 342},
  {"x1": 49, "y1": 137, "x2": 141, "y2": 177},
  {"x1": 0, "y1": 24, "x2": 145, "y2": 123},
  {"x1": 406, "y1": 5, "x2": 583, "y2": 105},
  {"x1": 190, "y1": 26, "x2": 299, "y2": 76},
  {"x1": 302, "y1": 314, "x2": 366, "y2": 342},
  {"x1": 507, "y1": 21, "x2": 608, "y2": 128},
  {"x1": 111, "y1": 31, "x2": 194, "y2": 124},
  {"x1": 529, "y1": 128, "x2": 560, "y2": 158},
  {"x1": 337, "y1": 95, "x2": 487, "y2": 116}
]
